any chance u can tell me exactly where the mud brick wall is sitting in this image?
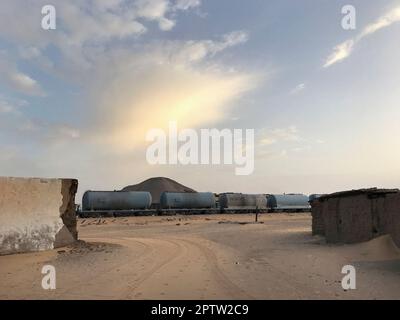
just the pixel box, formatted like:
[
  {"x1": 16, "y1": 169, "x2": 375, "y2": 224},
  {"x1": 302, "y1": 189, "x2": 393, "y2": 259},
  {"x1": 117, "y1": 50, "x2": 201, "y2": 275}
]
[
  {"x1": 311, "y1": 191, "x2": 400, "y2": 246},
  {"x1": 0, "y1": 177, "x2": 78, "y2": 255},
  {"x1": 311, "y1": 200, "x2": 324, "y2": 236},
  {"x1": 380, "y1": 193, "x2": 400, "y2": 247}
]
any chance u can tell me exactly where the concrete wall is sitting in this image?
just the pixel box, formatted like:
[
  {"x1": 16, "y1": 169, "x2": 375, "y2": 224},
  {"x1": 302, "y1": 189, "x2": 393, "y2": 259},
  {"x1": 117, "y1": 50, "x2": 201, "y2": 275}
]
[
  {"x1": 311, "y1": 191, "x2": 400, "y2": 246},
  {"x1": 0, "y1": 177, "x2": 78, "y2": 255}
]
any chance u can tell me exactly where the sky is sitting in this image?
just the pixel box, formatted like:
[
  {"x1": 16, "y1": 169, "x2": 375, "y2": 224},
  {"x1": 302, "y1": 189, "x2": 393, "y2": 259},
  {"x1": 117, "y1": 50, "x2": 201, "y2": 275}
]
[{"x1": 0, "y1": 0, "x2": 400, "y2": 201}]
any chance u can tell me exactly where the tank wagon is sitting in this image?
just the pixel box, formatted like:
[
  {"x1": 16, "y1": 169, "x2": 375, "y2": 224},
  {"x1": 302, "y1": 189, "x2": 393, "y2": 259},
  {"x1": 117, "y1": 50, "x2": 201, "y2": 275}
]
[
  {"x1": 160, "y1": 192, "x2": 216, "y2": 213},
  {"x1": 267, "y1": 194, "x2": 311, "y2": 212},
  {"x1": 219, "y1": 193, "x2": 267, "y2": 212},
  {"x1": 80, "y1": 191, "x2": 152, "y2": 217}
]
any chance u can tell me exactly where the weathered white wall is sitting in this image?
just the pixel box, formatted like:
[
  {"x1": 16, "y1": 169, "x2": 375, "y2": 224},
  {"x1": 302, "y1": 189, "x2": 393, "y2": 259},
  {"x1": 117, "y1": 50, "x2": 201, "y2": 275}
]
[{"x1": 0, "y1": 177, "x2": 78, "y2": 255}]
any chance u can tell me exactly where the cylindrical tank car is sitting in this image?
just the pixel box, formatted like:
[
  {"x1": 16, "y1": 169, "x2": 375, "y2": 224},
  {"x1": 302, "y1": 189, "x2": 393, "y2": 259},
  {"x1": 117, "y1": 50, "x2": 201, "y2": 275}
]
[
  {"x1": 267, "y1": 194, "x2": 310, "y2": 212},
  {"x1": 219, "y1": 193, "x2": 267, "y2": 210},
  {"x1": 82, "y1": 191, "x2": 152, "y2": 211},
  {"x1": 160, "y1": 192, "x2": 216, "y2": 209}
]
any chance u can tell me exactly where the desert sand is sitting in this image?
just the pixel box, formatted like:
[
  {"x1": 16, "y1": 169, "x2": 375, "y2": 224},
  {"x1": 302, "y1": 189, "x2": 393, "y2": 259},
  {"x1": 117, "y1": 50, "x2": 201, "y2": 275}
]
[{"x1": 0, "y1": 213, "x2": 399, "y2": 300}]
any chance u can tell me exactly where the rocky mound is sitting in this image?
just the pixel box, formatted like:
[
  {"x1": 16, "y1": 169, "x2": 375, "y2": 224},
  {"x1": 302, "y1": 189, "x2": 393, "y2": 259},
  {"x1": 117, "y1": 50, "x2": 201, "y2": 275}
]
[{"x1": 122, "y1": 177, "x2": 196, "y2": 204}]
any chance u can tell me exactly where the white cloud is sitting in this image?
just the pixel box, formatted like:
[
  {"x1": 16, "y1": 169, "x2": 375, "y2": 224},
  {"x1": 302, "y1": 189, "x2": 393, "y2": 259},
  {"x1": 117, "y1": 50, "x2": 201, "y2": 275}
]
[
  {"x1": 86, "y1": 47, "x2": 258, "y2": 151},
  {"x1": 0, "y1": 96, "x2": 28, "y2": 115},
  {"x1": 290, "y1": 83, "x2": 306, "y2": 95},
  {"x1": 134, "y1": 0, "x2": 201, "y2": 31},
  {"x1": 324, "y1": 40, "x2": 355, "y2": 68},
  {"x1": 222, "y1": 31, "x2": 249, "y2": 47},
  {"x1": 59, "y1": 1, "x2": 147, "y2": 45},
  {"x1": 360, "y1": 7, "x2": 400, "y2": 38},
  {"x1": 96, "y1": 0, "x2": 125, "y2": 11},
  {"x1": 259, "y1": 136, "x2": 276, "y2": 146},
  {"x1": 56, "y1": 126, "x2": 81, "y2": 139},
  {"x1": 173, "y1": 31, "x2": 249, "y2": 63},
  {"x1": 324, "y1": 6, "x2": 400, "y2": 68},
  {"x1": 0, "y1": 53, "x2": 45, "y2": 96},
  {"x1": 158, "y1": 17, "x2": 176, "y2": 30},
  {"x1": 258, "y1": 126, "x2": 301, "y2": 146},
  {"x1": 270, "y1": 126, "x2": 300, "y2": 142},
  {"x1": 135, "y1": 0, "x2": 170, "y2": 19},
  {"x1": 9, "y1": 72, "x2": 44, "y2": 96},
  {"x1": 0, "y1": 100, "x2": 15, "y2": 114},
  {"x1": 256, "y1": 126, "x2": 308, "y2": 160},
  {"x1": 18, "y1": 46, "x2": 41, "y2": 60},
  {"x1": 0, "y1": 1, "x2": 147, "y2": 49},
  {"x1": 173, "y1": 0, "x2": 201, "y2": 11}
]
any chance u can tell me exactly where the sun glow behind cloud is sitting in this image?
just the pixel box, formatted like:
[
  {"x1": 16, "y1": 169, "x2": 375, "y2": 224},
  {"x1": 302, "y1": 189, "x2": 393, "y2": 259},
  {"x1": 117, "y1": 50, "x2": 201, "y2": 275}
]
[{"x1": 89, "y1": 63, "x2": 257, "y2": 152}]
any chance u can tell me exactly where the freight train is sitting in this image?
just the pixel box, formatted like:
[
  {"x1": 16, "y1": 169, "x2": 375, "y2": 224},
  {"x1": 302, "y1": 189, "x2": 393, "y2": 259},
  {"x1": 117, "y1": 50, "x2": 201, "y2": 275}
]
[{"x1": 78, "y1": 191, "x2": 313, "y2": 217}]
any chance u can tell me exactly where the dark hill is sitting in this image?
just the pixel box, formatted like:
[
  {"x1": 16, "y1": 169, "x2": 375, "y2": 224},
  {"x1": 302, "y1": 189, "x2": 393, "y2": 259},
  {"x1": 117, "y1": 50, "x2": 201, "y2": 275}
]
[{"x1": 122, "y1": 177, "x2": 196, "y2": 204}]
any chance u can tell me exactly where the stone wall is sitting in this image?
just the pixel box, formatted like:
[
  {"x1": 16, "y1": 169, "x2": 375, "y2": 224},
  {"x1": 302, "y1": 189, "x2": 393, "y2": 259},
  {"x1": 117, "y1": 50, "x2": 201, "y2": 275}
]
[{"x1": 0, "y1": 177, "x2": 78, "y2": 255}]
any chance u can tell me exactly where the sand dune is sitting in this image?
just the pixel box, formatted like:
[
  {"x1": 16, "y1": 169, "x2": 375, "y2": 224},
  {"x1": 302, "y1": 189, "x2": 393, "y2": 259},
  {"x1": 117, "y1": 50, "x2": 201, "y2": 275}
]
[{"x1": 349, "y1": 235, "x2": 400, "y2": 261}]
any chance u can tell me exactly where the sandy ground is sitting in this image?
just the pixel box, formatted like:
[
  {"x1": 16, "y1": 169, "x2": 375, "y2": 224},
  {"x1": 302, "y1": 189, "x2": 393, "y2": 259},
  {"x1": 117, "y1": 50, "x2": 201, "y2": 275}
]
[{"x1": 0, "y1": 213, "x2": 399, "y2": 300}]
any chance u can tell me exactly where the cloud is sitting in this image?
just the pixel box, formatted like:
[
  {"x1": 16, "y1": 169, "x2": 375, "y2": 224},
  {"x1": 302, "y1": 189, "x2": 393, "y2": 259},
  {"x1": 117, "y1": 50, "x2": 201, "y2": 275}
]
[
  {"x1": 66, "y1": 28, "x2": 254, "y2": 152},
  {"x1": 323, "y1": 40, "x2": 354, "y2": 68},
  {"x1": 0, "y1": 95, "x2": 28, "y2": 115},
  {"x1": 135, "y1": 0, "x2": 170, "y2": 19},
  {"x1": 0, "y1": 100, "x2": 17, "y2": 115},
  {"x1": 134, "y1": 0, "x2": 201, "y2": 31},
  {"x1": 0, "y1": 0, "x2": 206, "y2": 75},
  {"x1": 96, "y1": 0, "x2": 125, "y2": 11},
  {"x1": 173, "y1": 0, "x2": 201, "y2": 11},
  {"x1": 0, "y1": 0, "x2": 202, "y2": 54},
  {"x1": 8, "y1": 72, "x2": 45, "y2": 96},
  {"x1": 59, "y1": 1, "x2": 147, "y2": 45},
  {"x1": 324, "y1": 6, "x2": 400, "y2": 68},
  {"x1": 258, "y1": 126, "x2": 301, "y2": 146},
  {"x1": 256, "y1": 126, "x2": 313, "y2": 161},
  {"x1": 0, "y1": 94, "x2": 80, "y2": 149},
  {"x1": 290, "y1": 83, "x2": 306, "y2": 95},
  {"x1": 173, "y1": 31, "x2": 248, "y2": 63},
  {"x1": 18, "y1": 46, "x2": 41, "y2": 60},
  {"x1": 0, "y1": 1, "x2": 146, "y2": 50},
  {"x1": 0, "y1": 53, "x2": 45, "y2": 96},
  {"x1": 158, "y1": 17, "x2": 176, "y2": 30},
  {"x1": 360, "y1": 7, "x2": 400, "y2": 38},
  {"x1": 55, "y1": 125, "x2": 81, "y2": 139},
  {"x1": 270, "y1": 126, "x2": 300, "y2": 142},
  {"x1": 86, "y1": 47, "x2": 257, "y2": 151}
]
